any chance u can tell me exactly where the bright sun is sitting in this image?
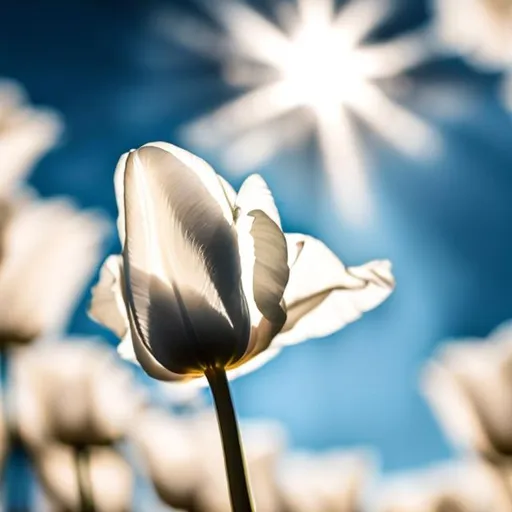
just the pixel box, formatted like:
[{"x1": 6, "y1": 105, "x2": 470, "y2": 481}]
[{"x1": 162, "y1": 0, "x2": 441, "y2": 221}]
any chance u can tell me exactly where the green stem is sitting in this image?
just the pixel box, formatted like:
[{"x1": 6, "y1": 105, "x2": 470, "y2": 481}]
[
  {"x1": 74, "y1": 446, "x2": 96, "y2": 512},
  {"x1": 205, "y1": 367, "x2": 253, "y2": 512}
]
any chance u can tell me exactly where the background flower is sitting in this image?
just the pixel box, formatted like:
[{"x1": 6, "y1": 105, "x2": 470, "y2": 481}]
[
  {"x1": 132, "y1": 409, "x2": 285, "y2": 512},
  {"x1": 0, "y1": 80, "x2": 61, "y2": 196},
  {"x1": 34, "y1": 443, "x2": 133, "y2": 512},
  {"x1": 13, "y1": 340, "x2": 144, "y2": 447},
  {"x1": 276, "y1": 450, "x2": 372, "y2": 512},
  {"x1": 374, "y1": 461, "x2": 512, "y2": 512},
  {"x1": 432, "y1": 0, "x2": 512, "y2": 69},
  {"x1": 0, "y1": 196, "x2": 106, "y2": 347},
  {"x1": 422, "y1": 323, "x2": 512, "y2": 460}
]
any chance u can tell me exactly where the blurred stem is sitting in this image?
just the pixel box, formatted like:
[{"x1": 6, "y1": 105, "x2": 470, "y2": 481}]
[
  {"x1": 0, "y1": 345, "x2": 8, "y2": 511},
  {"x1": 205, "y1": 366, "x2": 253, "y2": 512},
  {"x1": 74, "y1": 446, "x2": 95, "y2": 512},
  {"x1": 0, "y1": 346, "x2": 30, "y2": 512},
  {"x1": 494, "y1": 460, "x2": 512, "y2": 511}
]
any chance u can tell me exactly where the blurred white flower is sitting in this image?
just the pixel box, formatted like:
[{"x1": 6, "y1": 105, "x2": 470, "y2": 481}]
[
  {"x1": 0, "y1": 80, "x2": 62, "y2": 195},
  {"x1": 13, "y1": 340, "x2": 143, "y2": 447},
  {"x1": 132, "y1": 409, "x2": 285, "y2": 512},
  {"x1": 0, "y1": 196, "x2": 106, "y2": 346},
  {"x1": 432, "y1": 0, "x2": 512, "y2": 70},
  {"x1": 375, "y1": 460, "x2": 512, "y2": 512},
  {"x1": 160, "y1": 0, "x2": 439, "y2": 220},
  {"x1": 34, "y1": 443, "x2": 133, "y2": 512},
  {"x1": 422, "y1": 322, "x2": 512, "y2": 460},
  {"x1": 89, "y1": 142, "x2": 394, "y2": 383},
  {"x1": 276, "y1": 450, "x2": 372, "y2": 512}
]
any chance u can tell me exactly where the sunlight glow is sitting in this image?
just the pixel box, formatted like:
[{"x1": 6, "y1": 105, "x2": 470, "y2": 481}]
[{"x1": 163, "y1": 0, "x2": 441, "y2": 221}]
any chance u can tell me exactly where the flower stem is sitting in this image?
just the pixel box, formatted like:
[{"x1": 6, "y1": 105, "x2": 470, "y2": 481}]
[
  {"x1": 493, "y1": 460, "x2": 512, "y2": 510},
  {"x1": 205, "y1": 367, "x2": 253, "y2": 512},
  {"x1": 74, "y1": 445, "x2": 96, "y2": 512}
]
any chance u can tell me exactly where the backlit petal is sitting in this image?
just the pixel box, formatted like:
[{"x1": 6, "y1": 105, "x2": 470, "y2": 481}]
[
  {"x1": 0, "y1": 197, "x2": 106, "y2": 340},
  {"x1": 275, "y1": 234, "x2": 394, "y2": 346},
  {"x1": 236, "y1": 209, "x2": 288, "y2": 360},
  {"x1": 89, "y1": 255, "x2": 128, "y2": 339},
  {"x1": 126, "y1": 303, "x2": 188, "y2": 382},
  {"x1": 122, "y1": 145, "x2": 250, "y2": 374},
  {"x1": 217, "y1": 175, "x2": 237, "y2": 213},
  {"x1": 236, "y1": 174, "x2": 281, "y2": 227},
  {"x1": 143, "y1": 141, "x2": 234, "y2": 223},
  {"x1": 113, "y1": 152, "x2": 128, "y2": 246}
]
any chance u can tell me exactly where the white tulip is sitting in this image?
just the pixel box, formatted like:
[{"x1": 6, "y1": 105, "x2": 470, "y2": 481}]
[
  {"x1": 13, "y1": 340, "x2": 143, "y2": 447},
  {"x1": 375, "y1": 460, "x2": 512, "y2": 512},
  {"x1": 422, "y1": 322, "x2": 512, "y2": 459},
  {"x1": 35, "y1": 443, "x2": 133, "y2": 512},
  {"x1": 276, "y1": 450, "x2": 372, "y2": 512},
  {"x1": 0, "y1": 196, "x2": 106, "y2": 346},
  {"x1": 89, "y1": 142, "x2": 394, "y2": 382},
  {"x1": 0, "y1": 80, "x2": 61, "y2": 195},
  {"x1": 432, "y1": 0, "x2": 512, "y2": 70}
]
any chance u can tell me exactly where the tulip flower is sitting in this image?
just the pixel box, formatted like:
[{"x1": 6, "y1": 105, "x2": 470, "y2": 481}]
[
  {"x1": 0, "y1": 197, "x2": 106, "y2": 348},
  {"x1": 432, "y1": 0, "x2": 512, "y2": 69},
  {"x1": 90, "y1": 142, "x2": 394, "y2": 381},
  {"x1": 13, "y1": 340, "x2": 143, "y2": 448},
  {"x1": 89, "y1": 141, "x2": 394, "y2": 511},
  {"x1": 276, "y1": 450, "x2": 371, "y2": 512},
  {"x1": 0, "y1": 80, "x2": 61, "y2": 195},
  {"x1": 132, "y1": 409, "x2": 285, "y2": 512},
  {"x1": 34, "y1": 443, "x2": 132, "y2": 512},
  {"x1": 422, "y1": 323, "x2": 512, "y2": 461},
  {"x1": 375, "y1": 461, "x2": 511, "y2": 512}
]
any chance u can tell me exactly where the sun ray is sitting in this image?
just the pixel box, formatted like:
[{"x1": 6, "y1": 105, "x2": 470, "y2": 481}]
[
  {"x1": 316, "y1": 107, "x2": 371, "y2": 223},
  {"x1": 333, "y1": 0, "x2": 394, "y2": 47},
  {"x1": 205, "y1": 0, "x2": 291, "y2": 68},
  {"x1": 183, "y1": 81, "x2": 298, "y2": 147},
  {"x1": 297, "y1": 0, "x2": 336, "y2": 26},
  {"x1": 221, "y1": 111, "x2": 313, "y2": 172},
  {"x1": 355, "y1": 28, "x2": 437, "y2": 79},
  {"x1": 349, "y1": 82, "x2": 442, "y2": 158}
]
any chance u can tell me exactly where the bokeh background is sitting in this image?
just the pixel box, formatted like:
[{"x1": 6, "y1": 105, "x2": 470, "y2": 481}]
[{"x1": 1, "y1": 0, "x2": 511, "y2": 478}]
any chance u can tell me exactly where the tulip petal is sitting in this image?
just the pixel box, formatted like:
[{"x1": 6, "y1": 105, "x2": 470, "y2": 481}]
[
  {"x1": 89, "y1": 255, "x2": 128, "y2": 339},
  {"x1": 423, "y1": 333, "x2": 512, "y2": 457},
  {"x1": 126, "y1": 302, "x2": 188, "y2": 382},
  {"x1": 236, "y1": 209, "x2": 289, "y2": 360},
  {"x1": 236, "y1": 174, "x2": 281, "y2": 227},
  {"x1": 117, "y1": 336, "x2": 136, "y2": 363},
  {"x1": 0, "y1": 198, "x2": 106, "y2": 340},
  {"x1": 114, "y1": 153, "x2": 128, "y2": 246},
  {"x1": 217, "y1": 175, "x2": 237, "y2": 213},
  {"x1": 143, "y1": 142, "x2": 234, "y2": 223},
  {"x1": 0, "y1": 81, "x2": 62, "y2": 195},
  {"x1": 274, "y1": 234, "x2": 394, "y2": 346},
  {"x1": 128, "y1": 266, "x2": 247, "y2": 375},
  {"x1": 123, "y1": 146, "x2": 250, "y2": 373},
  {"x1": 422, "y1": 361, "x2": 491, "y2": 455}
]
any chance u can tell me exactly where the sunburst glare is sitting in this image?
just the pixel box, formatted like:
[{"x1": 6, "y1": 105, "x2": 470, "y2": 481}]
[{"x1": 161, "y1": 0, "x2": 441, "y2": 221}]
